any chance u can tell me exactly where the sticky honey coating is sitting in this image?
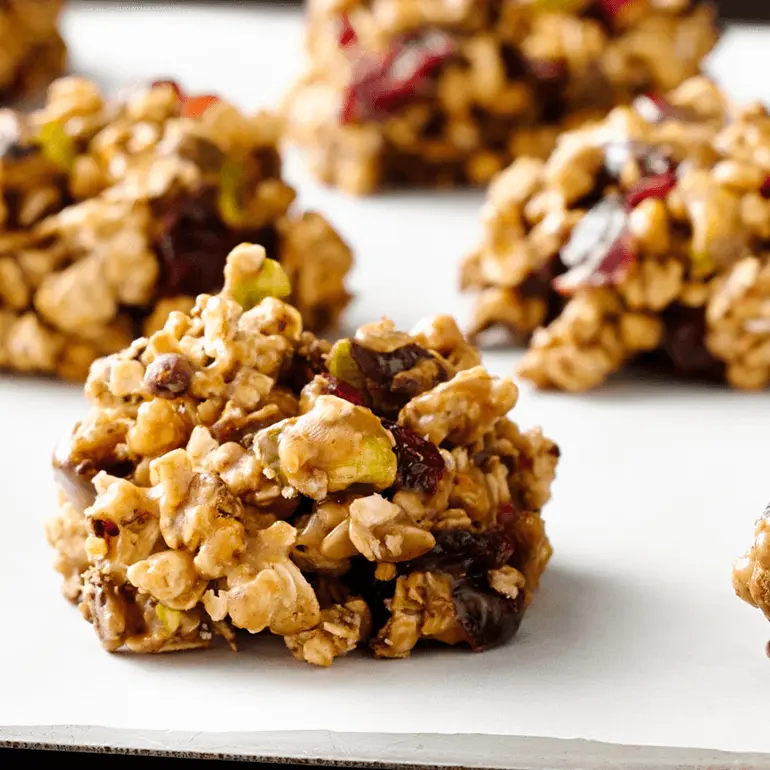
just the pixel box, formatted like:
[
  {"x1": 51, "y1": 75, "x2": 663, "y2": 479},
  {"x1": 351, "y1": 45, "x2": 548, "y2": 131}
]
[
  {"x1": 286, "y1": 0, "x2": 717, "y2": 194},
  {"x1": 461, "y1": 76, "x2": 770, "y2": 391},
  {"x1": 46, "y1": 243, "x2": 560, "y2": 665},
  {"x1": 0, "y1": 77, "x2": 352, "y2": 379}
]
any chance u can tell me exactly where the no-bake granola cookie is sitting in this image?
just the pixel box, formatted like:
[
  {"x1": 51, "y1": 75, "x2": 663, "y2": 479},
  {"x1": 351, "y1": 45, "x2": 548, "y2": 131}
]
[
  {"x1": 733, "y1": 504, "x2": 770, "y2": 652},
  {"x1": 286, "y1": 0, "x2": 717, "y2": 194},
  {"x1": 0, "y1": 1, "x2": 66, "y2": 103},
  {"x1": 46, "y1": 243, "x2": 559, "y2": 665},
  {"x1": 462, "y1": 76, "x2": 770, "y2": 391},
  {"x1": 0, "y1": 77, "x2": 352, "y2": 379}
]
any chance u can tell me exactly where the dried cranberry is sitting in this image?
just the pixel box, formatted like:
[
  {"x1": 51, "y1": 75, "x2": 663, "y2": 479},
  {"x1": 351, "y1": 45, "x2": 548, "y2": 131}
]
[
  {"x1": 150, "y1": 81, "x2": 219, "y2": 118},
  {"x1": 338, "y1": 13, "x2": 357, "y2": 48},
  {"x1": 154, "y1": 189, "x2": 279, "y2": 298},
  {"x1": 182, "y1": 94, "x2": 220, "y2": 119},
  {"x1": 625, "y1": 171, "x2": 677, "y2": 209},
  {"x1": 319, "y1": 373, "x2": 367, "y2": 407},
  {"x1": 345, "y1": 560, "x2": 396, "y2": 633},
  {"x1": 381, "y1": 420, "x2": 445, "y2": 495},
  {"x1": 554, "y1": 195, "x2": 635, "y2": 295},
  {"x1": 452, "y1": 577, "x2": 526, "y2": 652},
  {"x1": 760, "y1": 176, "x2": 770, "y2": 200},
  {"x1": 597, "y1": 0, "x2": 635, "y2": 22},
  {"x1": 341, "y1": 30, "x2": 454, "y2": 124},
  {"x1": 351, "y1": 341, "x2": 431, "y2": 386},
  {"x1": 350, "y1": 340, "x2": 439, "y2": 416},
  {"x1": 401, "y1": 528, "x2": 513, "y2": 578},
  {"x1": 91, "y1": 518, "x2": 120, "y2": 539},
  {"x1": 660, "y1": 305, "x2": 724, "y2": 380}
]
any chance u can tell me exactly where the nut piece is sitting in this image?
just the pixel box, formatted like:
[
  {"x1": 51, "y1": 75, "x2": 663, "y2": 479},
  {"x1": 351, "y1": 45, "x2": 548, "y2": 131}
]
[
  {"x1": 268, "y1": 395, "x2": 397, "y2": 499},
  {"x1": 126, "y1": 550, "x2": 208, "y2": 611},
  {"x1": 224, "y1": 244, "x2": 291, "y2": 310},
  {"x1": 372, "y1": 572, "x2": 462, "y2": 659},
  {"x1": 349, "y1": 494, "x2": 436, "y2": 563}
]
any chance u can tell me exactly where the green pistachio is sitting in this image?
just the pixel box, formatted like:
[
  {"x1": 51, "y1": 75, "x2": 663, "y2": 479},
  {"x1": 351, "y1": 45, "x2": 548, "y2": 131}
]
[
  {"x1": 327, "y1": 339, "x2": 365, "y2": 390},
  {"x1": 38, "y1": 121, "x2": 75, "y2": 172},
  {"x1": 231, "y1": 258, "x2": 291, "y2": 310}
]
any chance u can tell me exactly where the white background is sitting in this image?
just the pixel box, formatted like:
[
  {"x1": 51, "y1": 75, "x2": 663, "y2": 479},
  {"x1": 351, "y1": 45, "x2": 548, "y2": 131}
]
[{"x1": 1, "y1": 1, "x2": 769, "y2": 758}]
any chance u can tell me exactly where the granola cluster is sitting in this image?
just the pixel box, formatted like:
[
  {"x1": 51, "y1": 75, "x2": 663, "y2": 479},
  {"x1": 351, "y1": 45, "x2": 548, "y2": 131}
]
[
  {"x1": 46, "y1": 243, "x2": 559, "y2": 665},
  {"x1": 286, "y1": 0, "x2": 717, "y2": 194},
  {"x1": 0, "y1": 0, "x2": 66, "y2": 103},
  {"x1": 733, "y1": 504, "x2": 770, "y2": 650},
  {"x1": 0, "y1": 77, "x2": 352, "y2": 380},
  {"x1": 461, "y1": 76, "x2": 770, "y2": 391}
]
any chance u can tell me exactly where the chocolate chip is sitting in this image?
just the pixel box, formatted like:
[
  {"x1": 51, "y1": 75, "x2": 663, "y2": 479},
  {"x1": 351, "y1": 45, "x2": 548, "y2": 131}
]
[{"x1": 145, "y1": 353, "x2": 194, "y2": 399}]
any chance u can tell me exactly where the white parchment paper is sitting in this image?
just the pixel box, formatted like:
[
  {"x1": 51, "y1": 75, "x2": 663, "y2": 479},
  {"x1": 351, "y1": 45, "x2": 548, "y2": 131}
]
[{"x1": 1, "y1": 1, "x2": 769, "y2": 761}]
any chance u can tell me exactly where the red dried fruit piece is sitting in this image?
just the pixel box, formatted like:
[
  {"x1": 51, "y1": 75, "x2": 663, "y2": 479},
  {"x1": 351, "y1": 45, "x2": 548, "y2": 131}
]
[
  {"x1": 183, "y1": 94, "x2": 220, "y2": 119},
  {"x1": 338, "y1": 13, "x2": 357, "y2": 48},
  {"x1": 554, "y1": 195, "x2": 635, "y2": 295},
  {"x1": 341, "y1": 30, "x2": 454, "y2": 124},
  {"x1": 661, "y1": 305, "x2": 724, "y2": 380},
  {"x1": 402, "y1": 528, "x2": 514, "y2": 577},
  {"x1": 319, "y1": 373, "x2": 368, "y2": 407},
  {"x1": 155, "y1": 189, "x2": 279, "y2": 298},
  {"x1": 350, "y1": 339, "x2": 441, "y2": 417},
  {"x1": 597, "y1": 0, "x2": 637, "y2": 21},
  {"x1": 760, "y1": 176, "x2": 770, "y2": 200},
  {"x1": 381, "y1": 420, "x2": 445, "y2": 495},
  {"x1": 398, "y1": 519, "x2": 527, "y2": 652},
  {"x1": 452, "y1": 576, "x2": 526, "y2": 652},
  {"x1": 625, "y1": 171, "x2": 677, "y2": 209},
  {"x1": 91, "y1": 518, "x2": 120, "y2": 539}
]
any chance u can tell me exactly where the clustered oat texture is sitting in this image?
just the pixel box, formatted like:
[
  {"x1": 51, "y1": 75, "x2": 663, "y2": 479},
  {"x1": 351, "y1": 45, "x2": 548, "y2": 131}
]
[
  {"x1": 461, "y1": 76, "x2": 770, "y2": 391},
  {"x1": 0, "y1": 0, "x2": 66, "y2": 103},
  {"x1": 733, "y1": 504, "x2": 770, "y2": 650},
  {"x1": 0, "y1": 77, "x2": 352, "y2": 379},
  {"x1": 46, "y1": 243, "x2": 559, "y2": 665},
  {"x1": 286, "y1": 0, "x2": 716, "y2": 194}
]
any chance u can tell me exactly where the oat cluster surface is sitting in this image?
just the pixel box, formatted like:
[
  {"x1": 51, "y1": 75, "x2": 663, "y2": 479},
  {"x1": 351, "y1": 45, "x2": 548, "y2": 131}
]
[
  {"x1": 286, "y1": 0, "x2": 716, "y2": 193},
  {"x1": 461, "y1": 76, "x2": 770, "y2": 391},
  {"x1": 0, "y1": 77, "x2": 352, "y2": 379},
  {"x1": 46, "y1": 243, "x2": 559, "y2": 664}
]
